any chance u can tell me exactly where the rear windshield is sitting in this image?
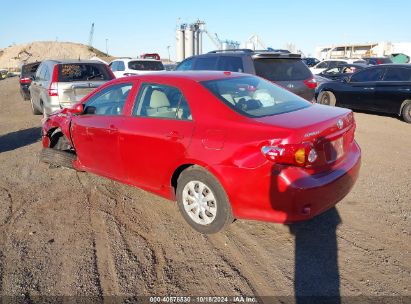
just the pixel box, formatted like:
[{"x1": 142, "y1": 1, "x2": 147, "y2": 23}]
[
  {"x1": 58, "y1": 63, "x2": 113, "y2": 82},
  {"x1": 201, "y1": 76, "x2": 311, "y2": 118},
  {"x1": 21, "y1": 63, "x2": 40, "y2": 76},
  {"x1": 254, "y1": 58, "x2": 312, "y2": 81},
  {"x1": 128, "y1": 61, "x2": 164, "y2": 71}
]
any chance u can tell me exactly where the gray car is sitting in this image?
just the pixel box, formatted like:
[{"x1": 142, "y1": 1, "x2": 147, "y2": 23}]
[
  {"x1": 176, "y1": 49, "x2": 316, "y2": 101},
  {"x1": 29, "y1": 60, "x2": 114, "y2": 116}
]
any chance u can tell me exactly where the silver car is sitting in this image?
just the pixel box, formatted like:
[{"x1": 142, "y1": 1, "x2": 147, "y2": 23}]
[{"x1": 29, "y1": 60, "x2": 114, "y2": 116}]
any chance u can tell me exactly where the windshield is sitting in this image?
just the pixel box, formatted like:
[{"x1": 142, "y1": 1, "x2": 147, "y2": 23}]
[
  {"x1": 253, "y1": 58, "x2": 312, "y2": 81},
  {"x1": 201, "y1": 76, "x2": 311, "y2": 118},
  {"x1": 128, "y1": 61, "x2": 164, "y2": 71}
]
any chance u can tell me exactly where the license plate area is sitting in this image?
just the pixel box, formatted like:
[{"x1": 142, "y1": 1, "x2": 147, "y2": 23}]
[{"x1": 325, "y1": 137, "x2": 344, "y2": 163}]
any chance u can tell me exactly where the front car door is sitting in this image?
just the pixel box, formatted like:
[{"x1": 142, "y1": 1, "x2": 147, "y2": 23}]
[
  {"x1": 339, "y1": 67, "x2": 386, "y2": 110},
  {"x1": 70, "y1": 82, "x2": 134, "y2": 179},
  {"x1": 118, "y1": 82, "x2": 194, "y2": 192}
]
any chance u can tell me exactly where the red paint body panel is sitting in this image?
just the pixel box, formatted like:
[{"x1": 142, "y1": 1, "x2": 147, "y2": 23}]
[{"x1": 42, "y1": 71, "x2": 361, "y2": 224}]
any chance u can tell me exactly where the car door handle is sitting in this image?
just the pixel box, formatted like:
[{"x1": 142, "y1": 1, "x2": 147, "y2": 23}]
[{"x1": 166, "y1": 131, "x2": 184, "y2": 140}]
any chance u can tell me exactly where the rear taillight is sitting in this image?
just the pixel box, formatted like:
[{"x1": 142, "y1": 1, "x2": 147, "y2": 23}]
[
  {"x1": 261, "y1": 143, "x2": 318, "y2": 167},
  {"x1": 377, "y1": 59, "x2": 381, "y2": 64},
  {"x1": 304, "y1": 77, "x2": 317, "y2": 89},
  {"x1": 48, "y1": 65, "x2": 59, "y2": 96},
  {"x1": 20, "y1": 77, "x2": 31, "y2": 84}
]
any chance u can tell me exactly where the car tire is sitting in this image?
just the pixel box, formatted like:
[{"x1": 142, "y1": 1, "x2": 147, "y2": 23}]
[
  {"x1": 40, "y1": 148, "x2": 76, "y2": 169},
  {"x1": 176, "y1": 166, "x2": 234, "y2": 234},
  {"x1": 401, "y1": 102, "x2": 411, "y2": 123},
  {"x1": 318, "y1": 91, "x2": 336, "y2": 106},
  {"x1": 30, "y1": 98, "x2": 42, "y2": 115}
]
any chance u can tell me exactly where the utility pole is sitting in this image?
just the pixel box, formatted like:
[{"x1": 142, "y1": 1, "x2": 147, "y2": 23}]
[
  {"x1": 105, "y1": 38, "x2": 109, "y2": 56},
  {"x1": 167, "y1": 45, "x2": 171, "y2": 61}
]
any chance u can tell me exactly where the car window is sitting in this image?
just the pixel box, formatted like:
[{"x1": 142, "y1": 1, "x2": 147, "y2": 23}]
[
  {"x1": 117, "y1": 61, "x2": 125, "y2": 72},
  {"x1": 217, "y1": 56, "x2": 244, "y2": 72},
  {"x1": 253, "y1": 59, "x2": 312, "y2": 81},
  {"x1": 44, "y1": 67, "x2": 50, "y2": 81},
  {"x1": 176, "y1": 58, "x2": 194, "y2": 71},
  {"x1": 58, "y1": 63, "x2": 113, "y2": 82},
  {"x1": 128, "y1": 60, "x2": 164, "y2": 71},
  {"x1": 84, "y1": 83, "x2": 132, "y2": 116},
  {"x1": 201, "y1": 76, "x2": 311, "y2": 118},
  {"x1": 351, "y1": 68, "x2": 385, "y2": 82},
  {"x1": 132, "y1": 83, "x2": 192, "y2": 120},
  {"x1": 193, "y1": 57, "x2": 218, "y2": 70},
  {"x1": 110, "y1": 61, "x2": 118, "y2": 72},
  {"x1": 316, "y1": 62, "x2": 328, "y2": 69},
  {"x1": 383, "y1": 68, "x2": 411, "y2": 81}
]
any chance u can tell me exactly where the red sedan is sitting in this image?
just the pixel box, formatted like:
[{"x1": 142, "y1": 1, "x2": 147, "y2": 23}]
[{"x1": 41, "y1": 71, "x2": 361, "y2": 233}]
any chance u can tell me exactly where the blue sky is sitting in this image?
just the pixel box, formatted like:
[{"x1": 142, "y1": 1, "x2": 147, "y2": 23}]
[{"x1": 1, "y1": 0, "x2": 410, "y2": 59}]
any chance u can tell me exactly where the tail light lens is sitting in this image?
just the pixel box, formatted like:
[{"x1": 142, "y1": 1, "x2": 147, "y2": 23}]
[
  {"x1": 261, "y1": 143, "x2": 318, "y2": 167},
  {"x1": 304, "y1": 77, "x2": 317, "y2": 89},
  {"x1": 20, "y1": 77, "x2": 31, "y2": 84},
  {"x1": 377, "y1": 59, "x2": 381, "y2": 64},
  {"x1": 48, "y1": 65, "x2": 59, "y2": 96}
]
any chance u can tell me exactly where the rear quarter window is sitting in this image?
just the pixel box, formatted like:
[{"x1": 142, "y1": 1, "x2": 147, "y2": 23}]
[
  {"x1": 253, "y1": 59, "x2": 312, "y2": 81},
  {"x1": 58, "y1": 63, "x2": 113, "y2": 82}
]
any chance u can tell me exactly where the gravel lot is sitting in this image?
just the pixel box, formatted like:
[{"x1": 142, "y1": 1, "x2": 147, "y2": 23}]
[{"x1": 0, "y1": 77, "x2": 409, "y2": 302}]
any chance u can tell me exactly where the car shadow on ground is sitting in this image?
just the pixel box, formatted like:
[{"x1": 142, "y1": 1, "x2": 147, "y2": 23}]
[
  {"x1": 0, "y1": 127, "x2": 42, "y2": 153},
  {"x1": 288, "y1": 208, "x2": 342, "y2": 304}
]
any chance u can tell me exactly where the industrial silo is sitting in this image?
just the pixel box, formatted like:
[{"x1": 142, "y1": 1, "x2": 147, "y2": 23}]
[
  {"x1": 184, "y1": 26, "x2": 194, "y2": 58},
  {"x1": 176, "y1": 26, "x2": 185, "y2": 62}
]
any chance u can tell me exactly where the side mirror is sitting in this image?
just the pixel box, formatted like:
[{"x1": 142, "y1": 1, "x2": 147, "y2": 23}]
[
  {"x1": 342, "y1": 76, "x2": 350, "y2": 83},
  {"x1": 69, "y1": 104, "x2": 84, "y2": 115},
  {"x1": 84, "y1": 106, "x2": 96, "y2": 115},
  {"x1": 31, "y1": 75, "x2": 36, "y2": 81}
]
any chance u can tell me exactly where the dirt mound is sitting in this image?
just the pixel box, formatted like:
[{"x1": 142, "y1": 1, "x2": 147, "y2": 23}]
[{"x1": 0, "y1": 41, "x2": 109, "y2": 69}]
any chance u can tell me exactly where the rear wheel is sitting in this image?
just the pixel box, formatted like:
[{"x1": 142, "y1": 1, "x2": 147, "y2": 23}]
[
  {"x1": 176, "y1": 166, "x2": 234, "y2": 234},
  {"x1": 402, "y1": 102, "x2": 411, "y2": 123},
  {"x1": 30, "y1": 98, "x2": 41, "y2": 115},
  {"x1": 318, "y1": 91, "x2": 336, "y2": 106}
]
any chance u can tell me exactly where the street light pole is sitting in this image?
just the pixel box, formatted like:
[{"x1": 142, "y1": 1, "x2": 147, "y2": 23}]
[
  {"x1": 105, "y1": 39, "x2": 109, "y2": 56},
  {"x1": 167, "y1": 45, "x2": 171, "y2": 62}
]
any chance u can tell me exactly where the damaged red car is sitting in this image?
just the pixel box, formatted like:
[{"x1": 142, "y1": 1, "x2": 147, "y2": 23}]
[{"x1": 41, "y1": 71, "x2": 361, "y2": 233}]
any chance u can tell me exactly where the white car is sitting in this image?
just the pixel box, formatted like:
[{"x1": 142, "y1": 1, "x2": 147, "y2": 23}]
[
  {"x1": 109, "y1": 58, "x2": 165, "y2": 78},
  {"x1": 310, "y1": 59, "x2": 365, "y2": 74}
]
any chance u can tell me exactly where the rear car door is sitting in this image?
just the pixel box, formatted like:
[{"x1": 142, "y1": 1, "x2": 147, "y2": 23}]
[
  {"x1": 374, "y1": 67, "x2": 411, "y2": 114},
  {"x1": 57, "y1": 63, "x2": 113, "y2": 109},
  {"x1": 118, "y1": 82, "x2": 194, "y2": 191},
  {"x1": 70, "y1": 82, "x2": 134, "y2": 179},
  {"x1": 339, "y1": 67, "x2": 386, "y2": 110}
]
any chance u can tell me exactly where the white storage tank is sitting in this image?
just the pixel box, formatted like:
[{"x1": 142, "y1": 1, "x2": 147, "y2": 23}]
[
  {"x1": 185, "y1": 27, "x2": 194, "y2": 58},
  {"x1": 176, "y1": 28, "x2": 185, "y2": 62}
]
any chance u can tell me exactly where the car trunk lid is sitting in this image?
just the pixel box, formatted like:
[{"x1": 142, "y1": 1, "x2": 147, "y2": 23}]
[{"x1": 255, "y1": 104, "x2": 356, "y2": 172}]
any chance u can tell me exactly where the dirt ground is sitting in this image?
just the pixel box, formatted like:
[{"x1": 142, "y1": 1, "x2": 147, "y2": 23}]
[{"x1": 0, "y1": 77, "x2": 409, "y2": 302}]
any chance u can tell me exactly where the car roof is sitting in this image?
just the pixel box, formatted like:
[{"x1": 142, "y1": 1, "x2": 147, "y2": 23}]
[
  {"x1": 113, "y1": 71, "x2": 248, "y2": 82},
  {"x1": 113, "y1": 58, "x2": 161, "y2": 62},
  {"x1": 43, "y1": 59, "x2": 106, "y2": 65}
]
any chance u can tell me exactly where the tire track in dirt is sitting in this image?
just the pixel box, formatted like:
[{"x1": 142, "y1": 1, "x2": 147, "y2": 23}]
[{"x1": 75, "y1": 172, "x2": 120, "y2": 299}]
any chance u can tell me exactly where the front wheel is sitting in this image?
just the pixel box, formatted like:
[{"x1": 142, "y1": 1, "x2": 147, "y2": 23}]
[
  {"x1": 317, "y1": 91, "x2": 336, "y2": 106},
  {"x1": 402, "y1": 102, "x2": 411, "y2": 123},
  {"x1": 176, "y1": 166, "x2": 234, "y2": 234}
]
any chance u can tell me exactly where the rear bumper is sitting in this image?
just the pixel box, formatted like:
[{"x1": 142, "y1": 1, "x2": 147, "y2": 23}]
[{"x1": 212, "y1": 141, "x2": 361, "y2": 223}]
